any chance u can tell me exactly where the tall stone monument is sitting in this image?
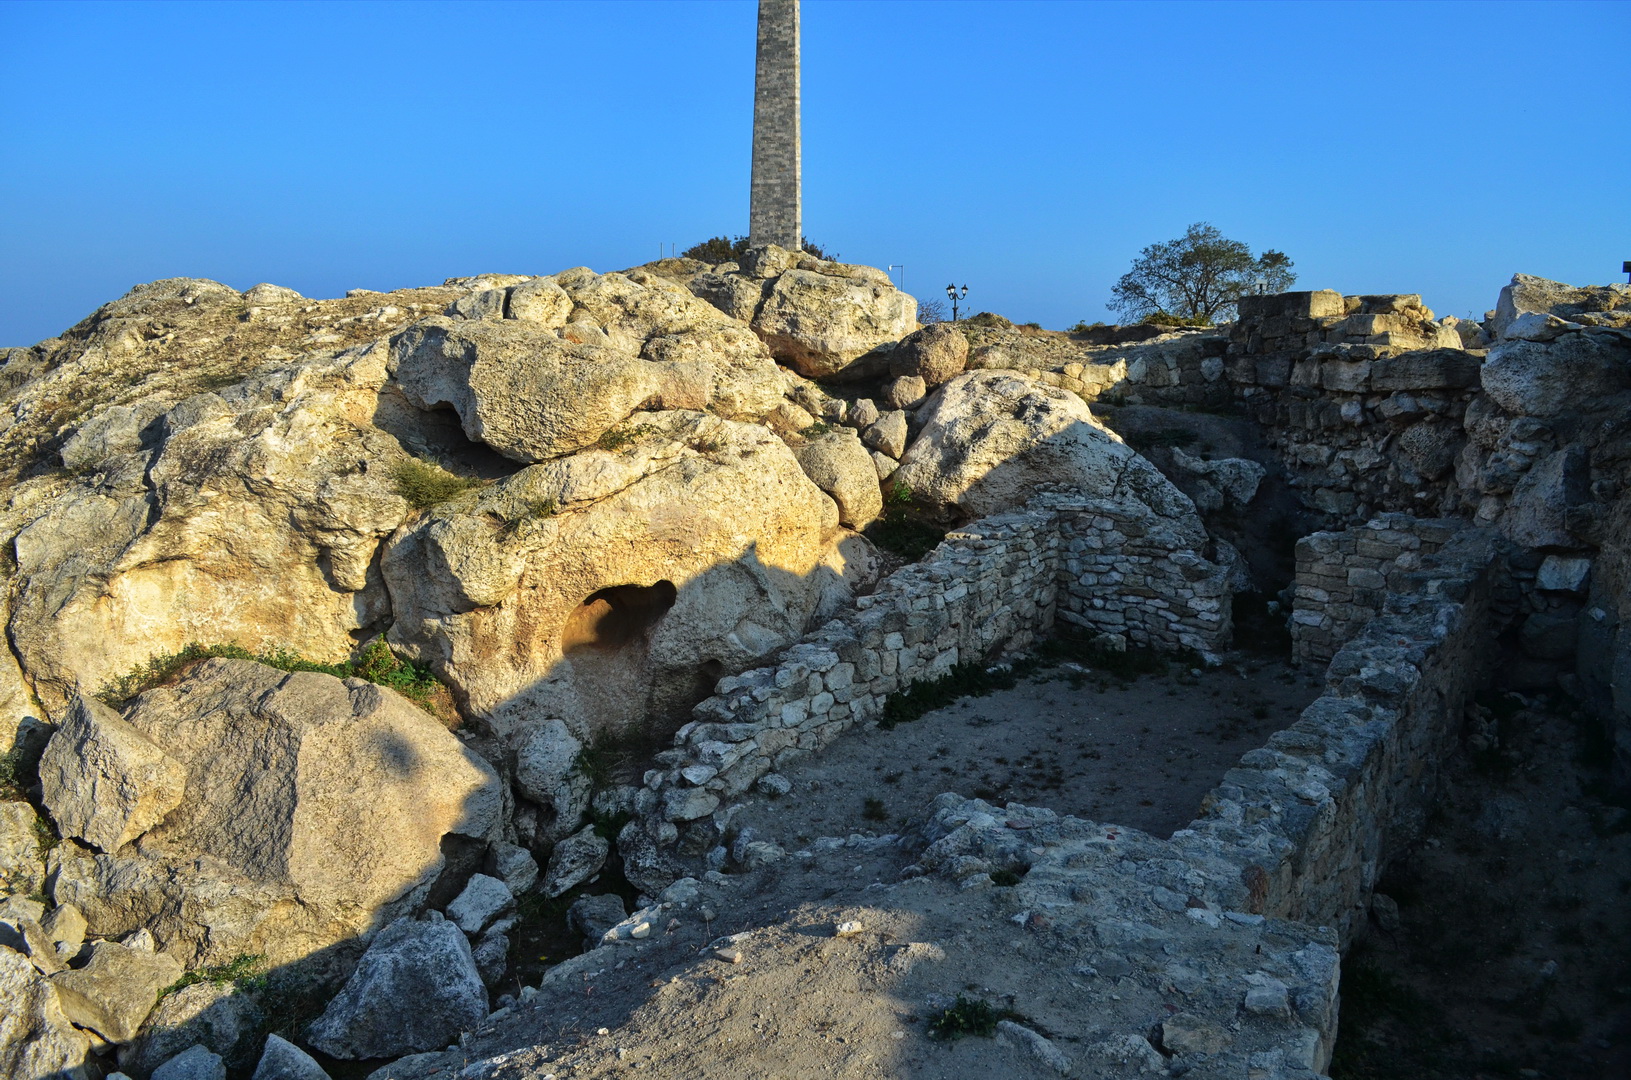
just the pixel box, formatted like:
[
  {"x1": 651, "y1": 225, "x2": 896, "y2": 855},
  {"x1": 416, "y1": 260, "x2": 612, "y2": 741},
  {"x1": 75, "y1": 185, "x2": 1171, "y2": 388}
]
[{"x1": 749, "y1": 0, "x2": 800, "y2": 251}]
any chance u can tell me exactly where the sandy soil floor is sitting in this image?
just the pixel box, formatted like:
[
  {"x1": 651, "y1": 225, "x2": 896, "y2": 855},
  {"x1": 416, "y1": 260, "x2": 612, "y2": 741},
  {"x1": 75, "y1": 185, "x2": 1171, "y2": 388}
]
[{"x1": 732, "y1": 654, "x2": 1322, "y2": 846}]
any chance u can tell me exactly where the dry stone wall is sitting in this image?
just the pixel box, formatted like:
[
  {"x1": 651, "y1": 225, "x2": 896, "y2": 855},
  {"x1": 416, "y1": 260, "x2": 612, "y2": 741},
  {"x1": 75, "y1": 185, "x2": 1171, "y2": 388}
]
[
  {"x1": 631, "y1": 492, "x2": 1234, "y2": 858},
  {"x1": 1289, "y1": 513, "x2": 1461, "y2": 664}
]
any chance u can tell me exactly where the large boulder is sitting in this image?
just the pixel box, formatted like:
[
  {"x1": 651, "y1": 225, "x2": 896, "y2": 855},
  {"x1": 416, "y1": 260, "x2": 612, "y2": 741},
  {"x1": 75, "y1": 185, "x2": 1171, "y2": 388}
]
[
  {"x1": 251, "y1": 1034, "x2": 331, "y2": 1080},
  {"x1": 792, "y1": 430, "x2": 884, "y2": 529},
  {"x1": 889, "y1": 323, "x2": 968, "y2": 387},
  {"x1": 686, "y1": 247, "x2": 917, "y2": 381},
  {"x1": 382, "y1": 411, "x2": 851, "y2": 737},
  {"x1": 1480, "y1": 329, "x2": 1631, "y2": 418},
  {"x1": 7, "y1": 343, "x2": 415, "y2": 719},
  {"x1": 390, "y1": 269, "x2": 785, "y2": 463},
  {"x1": 891, "y1": 370, "x2": 1202, "y2": 538},
  {"x1": 1490, "y1": 272, "x2": 1631, "y2": 338},
  {"x1": 0, "y1": 947, "x2": 90, "y2": 1080},
  {"x1": 49, "y1": 660, "x2": 501, "y2": 969},
  {"x1": 122, "y1": 981, "x2": 264, "y2": 1077},
  {"x1": 38, "y1": 694, "x2": 187, "y2": 854},
  {"x1": 305, "y1": 915, "x2": 487, "y2": 1060}
]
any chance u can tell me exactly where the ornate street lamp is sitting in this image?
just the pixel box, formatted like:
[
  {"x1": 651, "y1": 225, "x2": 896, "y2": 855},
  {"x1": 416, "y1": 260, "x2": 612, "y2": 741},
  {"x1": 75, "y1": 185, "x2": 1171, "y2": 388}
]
[{"x1": 945, "y1": 283, "x2": 968, "y2": 321}]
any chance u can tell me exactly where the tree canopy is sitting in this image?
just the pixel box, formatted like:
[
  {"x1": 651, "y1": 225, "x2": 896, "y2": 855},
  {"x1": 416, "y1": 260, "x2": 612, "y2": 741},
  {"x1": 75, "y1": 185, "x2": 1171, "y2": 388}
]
[
  {"x1": 1108, "y1": 223, "x2": 1295, "y2": 325},
  {"x1": 681, "y1": 235, "x2": 839, "y2": 263}
]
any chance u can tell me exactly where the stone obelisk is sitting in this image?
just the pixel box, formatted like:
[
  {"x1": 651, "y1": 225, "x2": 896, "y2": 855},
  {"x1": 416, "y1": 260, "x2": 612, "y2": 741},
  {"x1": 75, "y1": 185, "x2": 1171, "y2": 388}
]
[{"x1": 749, "y1": 0, "x2": 800, "y2": 251}]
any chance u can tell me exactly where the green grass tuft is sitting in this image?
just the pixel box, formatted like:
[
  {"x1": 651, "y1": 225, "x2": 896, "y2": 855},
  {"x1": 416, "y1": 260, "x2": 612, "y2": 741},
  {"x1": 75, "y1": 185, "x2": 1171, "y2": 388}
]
[
  {"x1": 97, "y1": 640, "x2": 447, "y2": 714},
  {"x1": 392, "y1": 456, "x2": 483, "y2": 509}
]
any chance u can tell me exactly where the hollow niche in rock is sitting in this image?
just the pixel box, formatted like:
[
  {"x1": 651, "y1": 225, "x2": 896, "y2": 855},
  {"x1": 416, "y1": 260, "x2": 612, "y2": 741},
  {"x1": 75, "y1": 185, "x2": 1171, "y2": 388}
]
[{"x1": 561, "y1": 581, "x2": 678, "y2": 654}]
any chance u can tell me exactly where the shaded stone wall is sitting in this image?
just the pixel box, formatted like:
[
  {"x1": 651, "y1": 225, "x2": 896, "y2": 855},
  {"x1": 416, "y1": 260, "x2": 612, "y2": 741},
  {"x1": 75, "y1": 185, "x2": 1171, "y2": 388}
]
[{"x1": 1289, "y1": 514, "x2": 1462, "y2": 664}]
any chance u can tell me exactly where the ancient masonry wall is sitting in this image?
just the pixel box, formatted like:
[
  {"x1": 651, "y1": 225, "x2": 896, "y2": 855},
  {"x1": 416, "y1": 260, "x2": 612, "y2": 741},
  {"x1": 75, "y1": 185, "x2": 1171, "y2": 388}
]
[
  {"x1": 1289, "y1": 513, "x2": 1461, "y2": 664},
  {"x1": 1179, "y1": 524, "x2": 1503, "y2": 939},
  {"x1": 637, "y1": 493, "x2": 1233, "y2": 838}
]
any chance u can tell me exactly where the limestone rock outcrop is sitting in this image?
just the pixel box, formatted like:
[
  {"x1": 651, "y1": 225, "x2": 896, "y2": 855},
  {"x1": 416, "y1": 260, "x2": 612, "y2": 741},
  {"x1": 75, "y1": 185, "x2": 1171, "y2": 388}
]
[
  {"x1": 48, "y1": 660, "x2": 501, "y2": 968},
  {"x1": 1489, "y1": 272, "x2": 1631, "y2": 339},
  {"x1": 892, "y1": 370, "x2": 1203, "y2": 538},
  {"x1": 49, "y1": 938, "x2": 184, "y2": 1043},
  {"x1": 382, "y1": 411, "x2": 853, "y2": 740}
]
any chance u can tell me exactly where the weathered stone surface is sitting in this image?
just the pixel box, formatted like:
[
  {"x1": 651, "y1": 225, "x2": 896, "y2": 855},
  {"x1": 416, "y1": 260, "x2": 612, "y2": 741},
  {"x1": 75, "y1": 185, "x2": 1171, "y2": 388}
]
[
  {"x1": 39, "y1": 695, "x2": 187, "y2": 854},
  {"x1": 566, "y1": 894, "x2": 627, "y2": 947},
  {"x1": 122, "y1": 981, "x2": 262, "y2": 1077},
  {"x1": 43, "y1": 903, "x2": 87, "y2": 955},
  {"x1": 151, "y1": 1044, "x2": 225, "y2": 1080},
  {"x1": 484, "y1": 842, "x2": 539, "y2": 896},
  {"x1": 1503, "y1": 448, "x2": 1589, "y2": 549},
  {"x1": 383, "y1": 412, "x2": 846, "y2": 738},
  {"x1": 747, "y1": 259, "x2": 916, "y2": 380},
  {"x1": 0, "y1": 801, "x2": 46, "y2": 896},
  {"x1": 1171, "y1": 449, "x2": 1265, "y2": 508},
  {"x1": 893, "y1": 371, "x2": 1201, "y2": 534},
  {"x1": 1490, "y1": 272, "x2": 1631, "y2": 339},
  {"x1": 861, "y1": 410, "x2": 909, "y2": 460},
  {"x1": 0, "y1": 946, "x2": 90, "y2": 1080},
  {"x1": 251, "y1": 1034, "x2": 331, "y2": 1080},
  {"x1": 50, "y1": 660, "x2": 501, "y2": 968},
  {"x1": 792, "y1": 430, "x2": 883, "y2": 529},
  {"x1": 392, "y1": 270, "x2": 786, "y2": 463},
  {"x1": 541, "y1": 825, "x2": 610, "y2": 898},
  {"x1": 890, "y1": 323, "x2": 968, "y2": 387},
  {"x1": 49, "y1": 939, "x2": 183, "y2": 1043},
  {"x1": 9, "y1": 340, "x2": 415, "y2": 719},
  {"x1": 1482, "y1": 332, "x2": 1631, "y2": 417},
  {"x1": 511, "y1": 719, "x2": 590, "y2": 844},
  {"x1": 445, "y1": 874, "x2": 514, "y2": 935},
  {"x1": 306, "y1": 915, "x2": 487, "y2": 1060}
]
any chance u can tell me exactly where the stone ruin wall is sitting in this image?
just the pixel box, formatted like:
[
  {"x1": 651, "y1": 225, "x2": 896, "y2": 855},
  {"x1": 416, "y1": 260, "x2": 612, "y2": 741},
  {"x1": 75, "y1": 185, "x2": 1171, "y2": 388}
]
[
  {"x1": 633, "y1": 491, "x2": 1234, "y2": 843},
  {"x1": 609, "y1": 504, "x2": 1503, "y2": 1078},
  {"x1": 1289, "y1": 513, "x2": 1461, "y2": 665}
]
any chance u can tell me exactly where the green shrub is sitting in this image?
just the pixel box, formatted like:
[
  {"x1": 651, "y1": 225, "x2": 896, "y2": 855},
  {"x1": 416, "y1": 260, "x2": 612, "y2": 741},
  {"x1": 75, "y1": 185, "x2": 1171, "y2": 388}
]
[
  {"x1": 160, "y1": 954, "x2": 266, "y2": 1001},
  {"x1": 595, "y1": 424, "x2": 659, "y2": 452},
  {"x1": 801, "y1": 420, "x2": 833, "y2": 439},
  {"x1": 0, "y1": 749, "x2": 26, "y2": 801},
  {"x1": 392, "y1": 457, "x2": 482, "y2": 509},
  {"x1": 926, "y1": 995, "x2": 1021, "y2": 1040},
  {"x1": 962, "y1": 312, "x2": 1013, "y2": 330},
  {"x1": 1069, "y1": 321, "x2": 1109, "y2": 334},
  {"x1": 680, "y1": 236, "x2": 840, "y2": 263},
  {"x1": 865, "y1": 480, "x2": 949, "y2": 561}
]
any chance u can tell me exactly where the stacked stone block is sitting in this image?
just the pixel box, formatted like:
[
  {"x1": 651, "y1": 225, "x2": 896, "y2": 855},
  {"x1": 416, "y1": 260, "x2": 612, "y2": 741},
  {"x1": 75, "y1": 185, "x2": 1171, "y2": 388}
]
[
  {"x1": 1226, "y1": 291, "x2": 1480, "y2": 522},
  {"x1": 1289, "y1": 514, "x2": 1462, "y2": 664}
]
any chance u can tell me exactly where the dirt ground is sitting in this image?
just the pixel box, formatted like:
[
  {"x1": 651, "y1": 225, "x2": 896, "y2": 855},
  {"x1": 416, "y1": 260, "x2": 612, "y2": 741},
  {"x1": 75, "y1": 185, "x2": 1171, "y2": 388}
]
[
  {"x1": 369, "y1": 661, "x2": 1631, "y2": 1080},
  {"x1": 1329, "y1": 693, "x2": 1631, "y2": 1080},
  {"x1": 731, "y1": 654, "x2": 1322, "y2": 846}
]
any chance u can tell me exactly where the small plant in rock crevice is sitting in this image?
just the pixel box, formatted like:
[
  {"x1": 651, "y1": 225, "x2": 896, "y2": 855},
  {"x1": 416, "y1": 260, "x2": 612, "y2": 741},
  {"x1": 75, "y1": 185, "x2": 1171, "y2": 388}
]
[
  {"x1": 392, "y1": 455, "x2": 485, "y2": 509},
  {"x1": 865, "y1": 480, "x2": 949, "y2": 562},
  {"x1": 97, "y1": 640, "x2": 451, "y2": 720}
]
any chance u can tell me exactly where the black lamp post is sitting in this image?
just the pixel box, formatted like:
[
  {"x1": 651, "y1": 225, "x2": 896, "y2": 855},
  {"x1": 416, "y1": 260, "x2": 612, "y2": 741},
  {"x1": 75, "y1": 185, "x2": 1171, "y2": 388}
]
[{"x1": 946, "y1": 283, "x2": 968, "y2": 321}]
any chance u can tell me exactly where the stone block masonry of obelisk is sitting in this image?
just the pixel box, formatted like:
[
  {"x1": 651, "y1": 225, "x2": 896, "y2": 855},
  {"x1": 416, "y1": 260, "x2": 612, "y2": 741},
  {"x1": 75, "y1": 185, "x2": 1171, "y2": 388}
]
[{"x1": 749, "y1": 0, "x2": 800, "y2": 250}]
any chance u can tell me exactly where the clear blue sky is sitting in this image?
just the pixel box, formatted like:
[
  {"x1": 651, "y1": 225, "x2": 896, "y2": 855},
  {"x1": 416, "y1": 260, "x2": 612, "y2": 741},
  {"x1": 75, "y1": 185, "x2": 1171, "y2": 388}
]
[{"x1": 3, "y1": 0, "x2": 1628, "y2": 346}]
